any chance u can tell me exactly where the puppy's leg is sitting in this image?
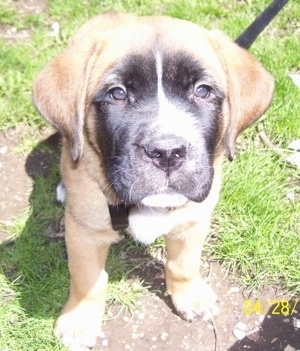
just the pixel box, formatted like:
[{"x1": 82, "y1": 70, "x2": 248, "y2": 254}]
[
  {"x1": 165, "y1": 222, "x2": 218, "y2": 321},
  {"x1": 54, "y1": 209, "x2": 117, "y2": 351}
]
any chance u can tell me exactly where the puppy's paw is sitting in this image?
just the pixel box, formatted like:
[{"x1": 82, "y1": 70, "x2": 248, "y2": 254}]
[
  {"x1": 170, "y1": 279, "x2": 219, "y2": 322},
  {"x1": 54, "y1": 304, "x2": 104, "y2": 351}
]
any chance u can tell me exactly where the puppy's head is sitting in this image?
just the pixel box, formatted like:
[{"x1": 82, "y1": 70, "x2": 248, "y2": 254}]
[{"x1": 33, "y1": 12, "x2": 274, "y2": 207}]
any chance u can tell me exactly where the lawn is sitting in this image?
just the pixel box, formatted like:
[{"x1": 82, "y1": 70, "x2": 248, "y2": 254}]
[{"x1": 0, "y1": 0, "x2": 299, "y2": 350}]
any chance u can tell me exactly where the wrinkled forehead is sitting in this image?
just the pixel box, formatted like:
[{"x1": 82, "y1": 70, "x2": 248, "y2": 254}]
[
  {"x1": 102, "y1": 51, "x2": 223, "y2": 99},
  {"x1": 88, "y1": 18, "x2": 227, "y2": 94}
]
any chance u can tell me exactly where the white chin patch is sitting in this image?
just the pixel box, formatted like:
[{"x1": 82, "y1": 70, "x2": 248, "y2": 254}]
[{"x1": 141, "y1": 193, "x2": 188, "y2": 208}]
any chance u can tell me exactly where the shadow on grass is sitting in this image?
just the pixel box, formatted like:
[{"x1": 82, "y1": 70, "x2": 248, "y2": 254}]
[{"x1": 0, "y1": 132, "x2": 67, "y2": 348}]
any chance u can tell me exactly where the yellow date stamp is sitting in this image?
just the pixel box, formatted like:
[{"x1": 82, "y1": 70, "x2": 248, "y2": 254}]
[{"x1": 243, "y1": 299, "x2": 299, "y2": 316}]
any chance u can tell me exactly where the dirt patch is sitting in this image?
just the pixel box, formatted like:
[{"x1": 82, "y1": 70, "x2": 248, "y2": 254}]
[
  {"x1": 0, "y1": 0, "x2": 48, "y2": 42},
  {"x1": 97, "y1": 255, "x2": 300, "y2": 351},
  {"x1": 1, "y1": 127, "x2": 299, "y2": 351},
  {"x1": 14, "y1": 0, "x2": 48, "y2": 15},
  {"x1": 0, "y1": 25, "x2": 32, "y2": 41},
  {"x1": 0, "y1": 128, "x2": 53, "y2": 231},
  {"x1": 0, "y1": 128, "x2": 34, "y2": 231}
]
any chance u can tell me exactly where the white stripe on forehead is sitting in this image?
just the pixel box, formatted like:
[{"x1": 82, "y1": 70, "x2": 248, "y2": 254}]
[
  {"x1": 156, "y1": 52, "x2": 164, "y2": 101},
  {"x1": 155, "y1": 52, "x2": 199, "y2": 141}
]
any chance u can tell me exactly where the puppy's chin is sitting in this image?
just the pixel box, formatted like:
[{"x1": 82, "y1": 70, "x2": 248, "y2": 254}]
[{"x1": 141, "y1": 193, "x2": 188, "y2": 208}]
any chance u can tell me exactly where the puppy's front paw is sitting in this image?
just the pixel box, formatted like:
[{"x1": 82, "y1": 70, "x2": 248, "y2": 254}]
[
  {"x1": 170, "y1": 279, "x2": 219, "y2": 322},
  {"x1": 54, "y1": 303, "x2": 104, "y2": 351}
]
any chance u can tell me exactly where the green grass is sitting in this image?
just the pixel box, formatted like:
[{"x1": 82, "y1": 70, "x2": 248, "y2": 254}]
[
  {"x1": 209, "y1": 149, "x2": 300, "y2": 292},
  {"x1": 0, "y1": 0, "x2": 299, "y2": 349}
]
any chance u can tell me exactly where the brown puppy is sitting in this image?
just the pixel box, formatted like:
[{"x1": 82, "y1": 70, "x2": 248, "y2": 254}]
[{"x1": 33, "y1": 12, "x2": 274, "y2": 350}]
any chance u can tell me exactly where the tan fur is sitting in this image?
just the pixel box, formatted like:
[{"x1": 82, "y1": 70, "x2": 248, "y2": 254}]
[{"x1": 32, "y1": 12, "x2": 274, "y2": 350}]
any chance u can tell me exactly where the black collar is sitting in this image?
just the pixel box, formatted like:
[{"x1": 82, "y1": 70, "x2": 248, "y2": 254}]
[{"x1": 108, "y1": 205, "x2": 129, "y2": 231}]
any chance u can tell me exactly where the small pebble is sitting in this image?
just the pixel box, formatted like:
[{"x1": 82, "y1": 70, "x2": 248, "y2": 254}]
[
  {"x1": 293, "y1": 317, "x2": 300, "y2": 328},
  {"x1": 160, "y1": 331, "x2": 168, "y2": 341},
  {"x1": 284, "y1": 345, "x2": 296, "y2": 351},
  {"x1": 236, "y1": 322, "x2": 247, "y2": 331},
  {"x1": 233, "y1": 328, "x2": 246, "y2": 340},
  {"x1": 0, "y1": 146, "x2": 8, "y2": 154},
  {"x1": 102, "y1": 339, "x2": 109, "y2": 347},
  {"x1": 230, "y1": 286, "x2": 240, "y2": 293}
]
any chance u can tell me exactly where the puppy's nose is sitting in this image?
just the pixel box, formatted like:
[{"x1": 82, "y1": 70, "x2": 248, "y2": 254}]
[{"x1": 144, "y1": 140, "x2": 187, "y2": 175}]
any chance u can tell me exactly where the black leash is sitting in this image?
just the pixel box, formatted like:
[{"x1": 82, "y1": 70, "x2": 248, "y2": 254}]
[
  {"x1": 108, "y1": 0, "x2": 289, "y2": 231},
  {"x1": 235, "y1": 0, "x2": 289, "y2": 49}
]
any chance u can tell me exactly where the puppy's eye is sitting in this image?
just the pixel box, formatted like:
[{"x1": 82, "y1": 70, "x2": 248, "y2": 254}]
[
  {"x1": 194, "y1": 84, "x2": 211, "y2": 99},
  {"x1": 109, "y1": 87, "x2": 128, "y2": 101}
]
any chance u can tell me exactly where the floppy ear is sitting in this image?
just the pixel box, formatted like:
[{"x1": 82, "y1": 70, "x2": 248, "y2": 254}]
[
  {"x1": 32, "y1": 43, "x2": 101, "y2": 161},
  {"x1": 32, "y1": 12, "x2": 132, "y2": 161},
  {"x1": 211, "y1": 31, "x2": 274, "y2": 161}
]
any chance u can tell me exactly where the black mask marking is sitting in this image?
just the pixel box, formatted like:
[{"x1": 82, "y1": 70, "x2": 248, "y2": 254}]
[{"x1": 91, "y1": 50, "x2": 224, "y2": 205}]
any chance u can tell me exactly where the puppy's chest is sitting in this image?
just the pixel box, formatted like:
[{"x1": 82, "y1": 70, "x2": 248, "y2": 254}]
[{"x1": 127, "y1": 204, "x2": 201, "y2": 245}]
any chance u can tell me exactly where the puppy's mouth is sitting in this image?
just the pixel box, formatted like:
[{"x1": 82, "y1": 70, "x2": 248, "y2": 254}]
[{"x1": 140, "y1": 193, "x2": 188, "y2": 208}]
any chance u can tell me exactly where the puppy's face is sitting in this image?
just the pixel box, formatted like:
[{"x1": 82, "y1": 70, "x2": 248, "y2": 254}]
[
  {"x1": 92, "y1": 50, "x2": 225, "y2": 206},
  {"x1": 33, "y1": 13, "x2": 274, "y2": 207}
]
